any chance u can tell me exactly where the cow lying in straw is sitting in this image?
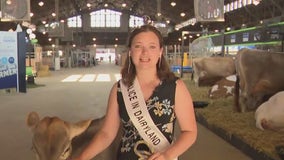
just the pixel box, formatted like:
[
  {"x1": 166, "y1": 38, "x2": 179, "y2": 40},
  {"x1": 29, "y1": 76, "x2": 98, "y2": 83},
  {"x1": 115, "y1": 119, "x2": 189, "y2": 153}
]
[
  {"x1": 255, "y1": 91, "x2": 284, "y2": 132},
  {"x1": 208, "y1": 75, "x2": 236, "y2": 99},
  {"x1": 26, "y1": 112, "x2": 120, "y2": 160}
]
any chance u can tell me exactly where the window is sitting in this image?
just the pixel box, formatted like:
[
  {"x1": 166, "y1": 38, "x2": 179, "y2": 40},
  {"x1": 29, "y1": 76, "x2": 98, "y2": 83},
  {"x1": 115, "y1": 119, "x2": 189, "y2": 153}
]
[
  {"x1": 230, "y1": 34, "x2": 236, "y2": 43},
  {"x1": 129, "y1": 15, "x2": 144, "y2": 28},
  {"x1": 242, "y1": 32, "x2": 249, "y2": 42},
  {"x1": 67, "y1": 16, "x2": 82, "y2": 28},
  {"x1": 90, "y1": 9, "x2": 121, "y2": 27},
  {"x1": 230, "y1": 2, "x2": 234, "y2": 11},
  {"x1": 225, "y1": 4, "x2": 230, "y2": 13},
  {"x1": 238, "y1": 0, "x2": 243, "y2": 7},
  {"x1": 242, "y1": 0, "x2": 248, "y2": 6},
  {"x1": 234, "y1": 1, "x2": 238, "y2": 9}
]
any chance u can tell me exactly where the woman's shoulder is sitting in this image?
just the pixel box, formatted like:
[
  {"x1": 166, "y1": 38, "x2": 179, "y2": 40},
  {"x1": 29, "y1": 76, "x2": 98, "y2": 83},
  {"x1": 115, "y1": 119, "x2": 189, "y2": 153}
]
[
  {"x1": 162, "y1": 76, "x2": 179, "y2": 84},
  {"x1": 110, "y1": 81, "x2": 119, "y2": 92}
]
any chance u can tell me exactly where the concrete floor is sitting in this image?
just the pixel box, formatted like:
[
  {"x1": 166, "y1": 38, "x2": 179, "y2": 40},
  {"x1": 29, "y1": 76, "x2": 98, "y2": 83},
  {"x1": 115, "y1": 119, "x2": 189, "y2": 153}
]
[{"x1": 0, "y1": 62, "x2": 252, "y2": 160}]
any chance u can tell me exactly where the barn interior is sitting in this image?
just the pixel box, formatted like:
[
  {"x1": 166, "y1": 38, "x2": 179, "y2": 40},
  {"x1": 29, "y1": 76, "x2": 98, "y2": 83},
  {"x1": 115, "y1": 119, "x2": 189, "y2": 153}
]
[
  {"x1": 0, "y1": 0, "x2": 284, "y2": 160},
  {"x1": 0, "y1": 0, "x2": 283, "y2": 46}
]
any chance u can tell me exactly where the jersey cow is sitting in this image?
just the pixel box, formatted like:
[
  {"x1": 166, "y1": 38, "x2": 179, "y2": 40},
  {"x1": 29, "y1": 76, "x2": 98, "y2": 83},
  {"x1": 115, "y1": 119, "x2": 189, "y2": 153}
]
[
  {"x1": 192, "y1": 56, "x2": 236, "y2": 86},
  {"x1": 234, "y1": 48, "x2": 284, "y2": 112},
  {"x1": 26, "y1": 112, "x2": 120, "y2": 160},
  {"x1": 255, "y1": 91, "x2": 284, "y2": 131}
]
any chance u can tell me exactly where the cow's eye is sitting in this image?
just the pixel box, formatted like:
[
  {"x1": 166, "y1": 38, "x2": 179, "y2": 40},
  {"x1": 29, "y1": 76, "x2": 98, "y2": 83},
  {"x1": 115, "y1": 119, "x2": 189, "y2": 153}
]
[
  {"x1": 31, "y1": 145, "x2": 37, "y2": 154},
  {"x1": 31, "y1": 146, "x2": 40, "y2": 160},
  {"x1": 60, "y1": 145, "x2": 72, "y2": 159}
]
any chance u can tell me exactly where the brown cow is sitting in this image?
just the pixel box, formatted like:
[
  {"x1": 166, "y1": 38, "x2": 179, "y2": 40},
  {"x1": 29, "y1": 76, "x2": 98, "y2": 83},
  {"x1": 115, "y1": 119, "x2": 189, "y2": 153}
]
[
  {"x1": 192, "y1": 56, "x2": 236, "y2": 86},
  {"x1": 208, "y1": 75, "x2": 236, "y2": 99},
  {"x1": 234, "y1": 48, "x2": 284, "y2": 112},
  {"x1": 26, "y1": 112, "x2": 120, "y2": 160}
]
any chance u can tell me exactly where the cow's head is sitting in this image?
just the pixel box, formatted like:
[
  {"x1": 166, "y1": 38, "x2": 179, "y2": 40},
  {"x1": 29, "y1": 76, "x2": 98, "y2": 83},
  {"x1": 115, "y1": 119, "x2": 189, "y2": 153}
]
[{"x1": 26, "y1": 112, "x2": 91, "y2": 160}]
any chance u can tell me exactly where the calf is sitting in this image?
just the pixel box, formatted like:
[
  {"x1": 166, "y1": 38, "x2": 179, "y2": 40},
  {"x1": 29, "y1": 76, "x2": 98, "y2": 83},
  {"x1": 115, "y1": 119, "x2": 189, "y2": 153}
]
[
  {"x1": 255, "y1": 91, "x2": 284, "y2": 131},
  {"x1": 208, "y1": 75, "x2": 236, "y2": 99},
  {"x1": 26, "y1": 112, "x2": 120, "y2": 160}
]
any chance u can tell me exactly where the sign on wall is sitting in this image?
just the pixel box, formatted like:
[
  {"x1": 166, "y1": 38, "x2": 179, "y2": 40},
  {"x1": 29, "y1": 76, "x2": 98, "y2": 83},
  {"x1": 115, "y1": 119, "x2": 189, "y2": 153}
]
[{"x1": 0, "y1": 31, "x2": 18, "y2": 89}]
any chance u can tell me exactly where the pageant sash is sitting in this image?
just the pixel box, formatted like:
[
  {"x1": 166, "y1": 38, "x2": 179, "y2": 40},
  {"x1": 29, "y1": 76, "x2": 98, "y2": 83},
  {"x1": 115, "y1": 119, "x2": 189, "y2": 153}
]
[{"x1": 120, "y1": 78, "x2": 170, "y2": 152}]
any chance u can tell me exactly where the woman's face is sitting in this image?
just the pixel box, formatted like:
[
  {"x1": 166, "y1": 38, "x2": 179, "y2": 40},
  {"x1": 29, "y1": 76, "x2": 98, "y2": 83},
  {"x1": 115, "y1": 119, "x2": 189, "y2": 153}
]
[{"x1": 130, "y1": 31, "x2": 163, "y2": 70}]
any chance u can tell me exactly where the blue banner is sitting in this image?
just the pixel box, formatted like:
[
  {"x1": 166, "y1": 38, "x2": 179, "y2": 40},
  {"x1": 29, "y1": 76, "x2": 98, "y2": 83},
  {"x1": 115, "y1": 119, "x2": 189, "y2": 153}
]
[{"x1": 0, "y1": 31, "x2": 18, "y2": 90}]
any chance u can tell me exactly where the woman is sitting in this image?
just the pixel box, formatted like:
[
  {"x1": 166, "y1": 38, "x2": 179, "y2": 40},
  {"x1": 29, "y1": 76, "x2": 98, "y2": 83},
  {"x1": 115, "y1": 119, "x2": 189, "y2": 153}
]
[{"x1": 73, "y1": 24, "x2": 197, "y2": 160}]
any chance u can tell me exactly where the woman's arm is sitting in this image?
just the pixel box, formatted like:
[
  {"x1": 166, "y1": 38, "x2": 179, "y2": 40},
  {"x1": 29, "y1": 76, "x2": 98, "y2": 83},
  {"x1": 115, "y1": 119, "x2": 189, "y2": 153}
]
[
  {"x1": 73, "y1": 83, "x2": 121, "y2": 160},
  {"x1": 149, "y1": 79, "x2": 197, "y2": 160}
]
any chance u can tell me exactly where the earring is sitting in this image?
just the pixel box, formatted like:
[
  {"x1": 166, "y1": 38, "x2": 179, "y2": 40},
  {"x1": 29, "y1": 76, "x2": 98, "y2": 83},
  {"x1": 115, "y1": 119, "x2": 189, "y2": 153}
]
[
  {"x1": 128, "y1": 54, "x2": 131, "y2": 73},
  {"x1": 158, "y1": 54, "x2": 162, "y2": 68}
]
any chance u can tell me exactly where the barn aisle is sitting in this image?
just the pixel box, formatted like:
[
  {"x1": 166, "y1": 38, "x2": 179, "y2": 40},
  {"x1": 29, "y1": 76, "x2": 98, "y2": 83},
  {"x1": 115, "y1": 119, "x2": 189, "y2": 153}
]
[{"x1": 0, "y1": 62, "x2": 251, "y2": 160}]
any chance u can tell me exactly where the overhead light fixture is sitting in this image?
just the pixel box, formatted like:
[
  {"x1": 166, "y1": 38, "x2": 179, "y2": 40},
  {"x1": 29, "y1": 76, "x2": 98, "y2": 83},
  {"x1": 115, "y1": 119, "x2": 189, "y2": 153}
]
[
  {"x1": 6, "y1": 0, "x2": 12, "y2": 5},
  {"x1": 122, "y1": 3, "x2": 126, "y2": 7},
  {"x1": 86, "y1": 3, "x2": 91, "y2": 8},
  {"x1": 253, "y1": 0, "x2": 261, "y2": 6},
  {"x1": 26, "y1": 28, "x2": 32, "y2": 34},
  {"x1": 38, "y1": 1, "x2": 44, "y2": 7},
  {"x1": 180, "y1": 12, "x2": 185, "y2": 17},
  {"x1": 29, "y1": 33, "x2": 36, "y2": 40},
  {"x1": 170, "y1": 2, "x2": 176, "y2": 7}
]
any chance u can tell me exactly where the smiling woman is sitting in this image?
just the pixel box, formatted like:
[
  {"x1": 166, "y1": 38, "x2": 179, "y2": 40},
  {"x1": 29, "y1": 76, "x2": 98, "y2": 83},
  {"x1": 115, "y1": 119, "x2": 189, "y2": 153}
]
[{"x1": 70, "y1": 24, "x2": 197, "y2": 160}]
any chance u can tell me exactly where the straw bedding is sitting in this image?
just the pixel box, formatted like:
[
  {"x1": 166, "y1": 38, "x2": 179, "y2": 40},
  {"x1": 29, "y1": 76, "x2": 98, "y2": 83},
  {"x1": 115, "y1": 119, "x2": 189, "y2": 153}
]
[{"x1": 183, "y1": 78, "x2": 284, "y2": 160}]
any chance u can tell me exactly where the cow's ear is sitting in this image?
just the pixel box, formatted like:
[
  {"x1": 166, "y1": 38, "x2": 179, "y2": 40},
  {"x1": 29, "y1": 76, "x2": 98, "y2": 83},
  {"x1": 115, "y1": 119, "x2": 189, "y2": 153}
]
[
  {"x1": 26, "y1": 112, "x2": 40, "y2": 131},
  {"x1": 68, "y1": 119, "x2": 92, "y2": 140}
]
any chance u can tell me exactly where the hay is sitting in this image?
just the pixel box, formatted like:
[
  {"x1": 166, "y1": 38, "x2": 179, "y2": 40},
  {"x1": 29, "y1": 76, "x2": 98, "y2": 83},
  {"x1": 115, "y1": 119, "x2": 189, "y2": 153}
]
[{"x1": 183, "y1": 78, "x2": 284, "y2": 160}]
